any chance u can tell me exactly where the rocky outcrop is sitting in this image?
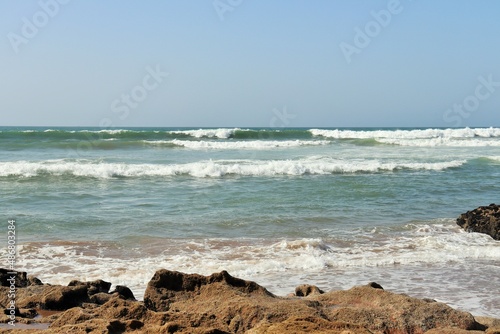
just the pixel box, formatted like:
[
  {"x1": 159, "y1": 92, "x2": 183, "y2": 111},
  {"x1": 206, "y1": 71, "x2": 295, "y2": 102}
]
[
  {"x1": 1, "y1": 268, "x2": 498, "y2": 333},
  {"x1": 0, "y1": 275, "x2": 135, "y2": 312},
  {"x1": 457, "y1": 203, "x2": 500, "y2": 240},
  {"x1": 144, "y1": 269, "x2": 274, "y2": 312},
  {"x1": 0, "y1": 269, "x2": 29, "y2": 288}
]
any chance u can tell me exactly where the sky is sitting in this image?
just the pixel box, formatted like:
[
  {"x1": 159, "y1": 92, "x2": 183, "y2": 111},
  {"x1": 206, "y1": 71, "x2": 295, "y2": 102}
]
[{"x1": 1, "y1": 0, "x2": 499, "y2": 128}]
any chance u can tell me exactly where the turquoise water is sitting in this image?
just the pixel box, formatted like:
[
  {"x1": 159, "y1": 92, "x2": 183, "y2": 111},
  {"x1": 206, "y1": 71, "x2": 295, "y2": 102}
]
[{"x1": 1, "y1": 127, "x2": 499, "y2": 316}]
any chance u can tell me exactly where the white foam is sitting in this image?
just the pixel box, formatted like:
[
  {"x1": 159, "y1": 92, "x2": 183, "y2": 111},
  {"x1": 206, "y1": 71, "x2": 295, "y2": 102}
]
[
  {"x1": 145, "y1": 139, "x2": 330, "y2": 150},
  {"x1": 309, "y1": 127, "x2": 500, "y2": 139},
  {"x1": 0, "y1": 158, "x2": 466, "y2": 178},
  {"x1": 378, "y1": 138, "x2": 500, "y2": 147},
  {"x1": 9, "y1": 222, "x2": 499, "y2": 316},
  {"x1": 80, "y1": 129, "x2": 132, "y2": 134},
  {"x1": 168, "y1": 128, "x2": 241, "y2": 139}
]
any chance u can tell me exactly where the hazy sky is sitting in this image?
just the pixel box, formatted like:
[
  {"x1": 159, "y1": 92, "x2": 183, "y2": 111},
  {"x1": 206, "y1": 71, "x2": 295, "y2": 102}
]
[{"x1": 1, "y1": 0, "x2": 499, "y2": 127}]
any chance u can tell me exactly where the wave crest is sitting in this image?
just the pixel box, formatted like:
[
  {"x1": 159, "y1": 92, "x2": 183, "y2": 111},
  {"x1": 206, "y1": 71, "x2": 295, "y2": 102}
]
[{"x1": 0, "y1": 158, "x2": 466, "y2": 179}]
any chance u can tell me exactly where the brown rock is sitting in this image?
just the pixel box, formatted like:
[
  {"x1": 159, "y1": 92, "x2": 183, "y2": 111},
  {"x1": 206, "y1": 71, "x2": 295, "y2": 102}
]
[
  {"x1": 425, "y1": 328, "x2": 485, "y2": 334},
  {"x1": 41, "y1": 285, "x2": 90, "y2": 310},
  {"x1": 1, "y1": 269, "x2": 498, "y2": 334},
  {"x1": 68, "y1": 279, "x2": 112, "y2": 295},
  {"x1": 294, "y1": 284, "x2": 324, "y2": 297},
  {"x1": 27, "y1": 275, "x2": 43, "y2": 286},
  {"x1": 457, "y1": 203, "x2": 500, "y2": 240},
  {"x1": 89, "y1": 292, "x2": 113, "y2": 305},
  {"x1": 317, "y1": 285, "x2": 482, "y2": 333},
  {"x1": 144, "y1": 269, "x2": 274, "y2": 312}
]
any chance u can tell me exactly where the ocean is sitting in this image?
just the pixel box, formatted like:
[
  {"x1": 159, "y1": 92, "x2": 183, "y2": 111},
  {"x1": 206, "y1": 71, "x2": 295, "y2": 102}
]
[{"x1": 1, "y1": 126, "x2": 499, "y2": 317}]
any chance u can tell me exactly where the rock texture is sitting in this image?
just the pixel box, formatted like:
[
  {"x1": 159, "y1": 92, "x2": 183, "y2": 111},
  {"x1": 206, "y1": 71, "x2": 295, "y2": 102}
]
[
  {"x1": 457, "y1": 203, "x2": 500, "y2": 240},
  {"x1": 0, "y1": 268, "x2": 498, "y2": 333}
]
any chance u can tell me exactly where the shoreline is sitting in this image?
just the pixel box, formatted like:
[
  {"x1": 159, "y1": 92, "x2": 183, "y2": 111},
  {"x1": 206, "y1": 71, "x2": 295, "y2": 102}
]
[{"x1": 13, "y1": 231, "x2": 500, "y2": 319}]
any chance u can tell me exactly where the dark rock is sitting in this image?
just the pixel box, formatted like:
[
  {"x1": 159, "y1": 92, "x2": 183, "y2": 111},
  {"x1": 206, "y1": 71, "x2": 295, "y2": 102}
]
[
  {"x1": 0, "y1": 269, "x2": 28, "y2": 287},
  {"x1": 3, "y1": 307, "x2": 21, "y2": 316},
  {"x1": 367, "y1": 282, "x2": 384, "y2": 290},
  {"x1": 19, "y1": 308, "x2": 38, "y2": 318},
  {"x1": 125, "y1": 319, "x2": 144, "y2": 330},
  {"x1": 28, "y1": 275, "x2": 43, "y2": 286},
  {"x1": 42, "y1": 285, "x2": 90, "y2": 310},
  {"x1": 89, "y1": 292, "x2": 113, "y2": 305},
  {"x1": 2, "y1": 307, "x2": 37, "y2": 319},
  {"x1": 456, "y1": 204, "x2": 500, "y2": 240},
  {"x1": 68, "y1": 279, "x2": 111, "y2": 295},
  {"x1": 110, "y1": 285, "x2": 136, "y2": 300},
  {"x1": 106, "y1": 319, "x2": 127, "y2": 333},
  {"x1": 294, "y1": 284, "x2": 324, "y2": 296}
]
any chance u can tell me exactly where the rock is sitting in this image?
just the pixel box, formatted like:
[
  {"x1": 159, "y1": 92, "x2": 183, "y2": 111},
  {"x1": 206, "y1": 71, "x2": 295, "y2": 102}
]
[
  {"x1": 89, "y1": 292, "x2": 113, "y2": 305},
  {"x1": 457, "y1": 203, "x2": 500, "y2": 240},
  {"x1": 0, "y1": 269, "x2": 498, "y2": 334},
  {"x1": 476, "y1": 317, "x2": 500, "y2": 334},
  {"x1": 294, "y1": 284, "x2": 324, "y2": 296},
  {"x1": 45, "y1": 296, "x2": 151, "y2": 333},
  {"x1": 0, "y1": 269, "x2": 28, "y2": 287},
  {"x1": 0, "y1": 275, "x2": 130, "y2": 312},
  {"x1": 425, "y1": 328, "x2": 485, "y2": 334},
  {"x1": 316, "y1": 285, "x2": 483, "y2": 333},
  {"x1": 144, "y1": 269, "x2": 274, "y2": 312},
  {"x1": 111, "y1": 285, "x2": 136, "y2": 300},
  {"x1": 366, "y1": 281, "x2": 384, "y2": 289},
  {"x1": 68, "y1": 279, "x2": 112, "y2": 295},
  {"x1": 41, "y1": 285, "x2": 90, "y2": 310},
  {"x1": 28, "y1": 275, "x2": 43, "y2": 286}
]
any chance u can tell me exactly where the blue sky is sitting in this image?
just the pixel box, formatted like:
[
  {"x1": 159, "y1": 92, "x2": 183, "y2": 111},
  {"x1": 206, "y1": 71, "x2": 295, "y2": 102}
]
[{"x1": 1, "y1": 0, "x2": 499, "y2": 127}]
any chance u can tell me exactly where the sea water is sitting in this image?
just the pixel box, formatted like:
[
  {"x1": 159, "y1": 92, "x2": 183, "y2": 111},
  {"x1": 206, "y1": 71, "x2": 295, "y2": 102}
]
[{"x1": 1, "y1": 127, "x2": 499, "y2": 317}]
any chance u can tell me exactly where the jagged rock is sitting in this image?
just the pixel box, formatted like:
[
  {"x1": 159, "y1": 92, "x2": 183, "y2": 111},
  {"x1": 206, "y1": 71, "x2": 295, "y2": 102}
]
[
  {"x1": 0, "y1": 269, "x2": 28, "y2": 287},
  {"x1": 27, "y1": 275, "x2": 43, "y2": 286},
  {"x1": 68, "y1": 279, "x2": 112, "y2": 295},
  {"x1": 316, "y1": 285, "x2": 482, "y2": 333},
  {"x1": 89, "y1": 292, "x2": 113, "y2": 305},
  {"x1": 294, "y1": 284, "x2": 324, "y2": 296},
  {"x1": 0, "y1": 268, "x2": 497, "y2": 334},
  {"x1": 0, "y1": 269, "x2": 132, "y2": 313},
  {"x1": 111, "y1": 285, "x2": 136, "y2": 300},
  {"x1": 144, "y1": 269, "x2": 274, "y2": 312},
  {"x1": 366, "y1": 281, "x2": 384, "y2": 289},
  {"x1": 41, "y1": 285, "x2": 90, "y2": 310},
  {"x1": 457, "y1": 203, "x2": 500, "y2": 240}
]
